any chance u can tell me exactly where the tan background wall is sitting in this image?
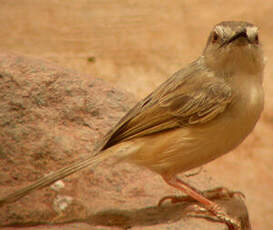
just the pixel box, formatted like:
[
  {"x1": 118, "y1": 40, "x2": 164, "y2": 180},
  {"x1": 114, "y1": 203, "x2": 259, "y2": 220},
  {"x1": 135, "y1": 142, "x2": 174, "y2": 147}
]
[{"x1": 0, "y1": 1, "x2": 272, "y2": 229}]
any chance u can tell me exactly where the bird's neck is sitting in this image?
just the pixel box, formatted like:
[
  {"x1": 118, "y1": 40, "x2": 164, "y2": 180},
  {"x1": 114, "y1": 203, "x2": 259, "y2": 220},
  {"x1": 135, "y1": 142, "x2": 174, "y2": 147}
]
[{"x1": 203, "y1": 50, "x2": 264, "y2": 79}]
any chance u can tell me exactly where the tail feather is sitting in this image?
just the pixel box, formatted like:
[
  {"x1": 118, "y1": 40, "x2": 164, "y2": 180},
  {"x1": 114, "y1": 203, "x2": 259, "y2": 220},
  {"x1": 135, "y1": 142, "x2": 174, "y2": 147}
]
[{"x1": 0, "y1": 149, "x2": 113, "y2": 207}]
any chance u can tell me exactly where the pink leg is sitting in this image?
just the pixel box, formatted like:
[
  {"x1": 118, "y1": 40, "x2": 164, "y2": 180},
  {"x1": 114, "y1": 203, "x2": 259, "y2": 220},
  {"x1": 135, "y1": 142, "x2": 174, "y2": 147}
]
[
  {"x1": 158, "y1": 186, "x2": 244, "y2": 206},
  {"x1": 160, "y1": 175, "x2": 240, "y2": 230}
]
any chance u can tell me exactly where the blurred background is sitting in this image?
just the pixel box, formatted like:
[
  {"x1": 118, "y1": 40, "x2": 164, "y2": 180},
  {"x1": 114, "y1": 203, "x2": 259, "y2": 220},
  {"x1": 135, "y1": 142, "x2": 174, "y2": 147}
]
[{"x1": 0, "y1": 0, "x2": 272, "y2": 229}]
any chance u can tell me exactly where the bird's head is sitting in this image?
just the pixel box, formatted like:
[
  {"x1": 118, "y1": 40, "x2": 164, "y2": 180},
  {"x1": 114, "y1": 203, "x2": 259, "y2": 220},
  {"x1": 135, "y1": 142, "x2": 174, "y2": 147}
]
[{"x1": 203, "y1": 21, "x2": 264, "y2": 74}]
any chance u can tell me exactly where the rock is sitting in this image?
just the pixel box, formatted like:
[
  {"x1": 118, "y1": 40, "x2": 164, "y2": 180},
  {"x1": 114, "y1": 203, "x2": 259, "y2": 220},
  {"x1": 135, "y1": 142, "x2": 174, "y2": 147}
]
[{"x1": 0, "y1": 53, "x2": 250, "y2": 229}]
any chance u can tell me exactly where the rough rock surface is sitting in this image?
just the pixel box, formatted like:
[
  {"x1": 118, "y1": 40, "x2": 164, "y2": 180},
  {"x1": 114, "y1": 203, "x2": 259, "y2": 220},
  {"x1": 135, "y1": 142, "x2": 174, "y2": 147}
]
[{"x1": 0, "y1": 54, "x2": 250, "y2": 229}]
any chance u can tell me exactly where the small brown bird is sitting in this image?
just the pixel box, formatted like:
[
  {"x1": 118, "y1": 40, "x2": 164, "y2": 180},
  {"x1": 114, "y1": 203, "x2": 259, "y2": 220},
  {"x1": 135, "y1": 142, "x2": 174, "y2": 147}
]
[{"x1": 0, "y1": 21, "x2": 265, "y2": 229}]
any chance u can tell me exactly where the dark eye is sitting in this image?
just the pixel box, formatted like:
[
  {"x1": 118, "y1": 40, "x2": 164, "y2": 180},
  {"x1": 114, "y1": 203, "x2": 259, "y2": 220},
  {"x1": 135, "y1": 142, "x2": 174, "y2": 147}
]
[
  {"x1": 254, "y1": 34, "x2": 259, "y2": 44},
  {"x1": 212, "y1": 32, "x2": 219, "y2": 43}
]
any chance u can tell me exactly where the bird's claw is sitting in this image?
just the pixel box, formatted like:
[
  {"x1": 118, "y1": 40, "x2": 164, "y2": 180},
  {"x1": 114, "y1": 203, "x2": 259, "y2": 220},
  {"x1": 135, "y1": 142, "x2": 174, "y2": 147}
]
[{"x1": 186, "y1": 203, "x2": 241, "y2": 230}]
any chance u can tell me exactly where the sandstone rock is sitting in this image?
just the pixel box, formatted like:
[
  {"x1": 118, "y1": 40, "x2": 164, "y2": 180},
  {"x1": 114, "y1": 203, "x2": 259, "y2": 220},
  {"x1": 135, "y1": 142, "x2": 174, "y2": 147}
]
[{"x1": 0, "y1": 53, "x2": 250, "y2": 229}]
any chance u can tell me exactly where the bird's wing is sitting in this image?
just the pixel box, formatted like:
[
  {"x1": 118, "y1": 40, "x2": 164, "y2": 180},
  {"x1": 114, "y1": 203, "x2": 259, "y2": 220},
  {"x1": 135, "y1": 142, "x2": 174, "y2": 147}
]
[{"x1": 101, "y1": 60, "x2": 232, "y2": 150}]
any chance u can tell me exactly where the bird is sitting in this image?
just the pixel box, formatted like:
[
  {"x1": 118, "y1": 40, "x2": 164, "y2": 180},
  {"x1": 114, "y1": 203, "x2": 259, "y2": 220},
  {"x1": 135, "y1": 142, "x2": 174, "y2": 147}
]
[{"x1": 0, "y1": 21, "x2": 264, "y2": 229}]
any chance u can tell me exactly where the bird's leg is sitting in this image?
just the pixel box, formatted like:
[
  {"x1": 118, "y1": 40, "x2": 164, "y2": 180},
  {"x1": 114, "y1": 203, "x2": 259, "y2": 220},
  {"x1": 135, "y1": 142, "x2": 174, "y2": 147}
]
[
  {"x1": 158, "y1": 175, "x2": 241, "y2": 230},
  {"x1": 159, "y1": 186, "x2": 244, "y2": 205}
]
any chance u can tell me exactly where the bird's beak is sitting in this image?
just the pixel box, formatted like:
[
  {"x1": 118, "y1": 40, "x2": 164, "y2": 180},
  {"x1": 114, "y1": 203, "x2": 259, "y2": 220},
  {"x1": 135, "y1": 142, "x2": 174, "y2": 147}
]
[{"x1": 221, "y1": 30, "x2": 251, "y2": 47}]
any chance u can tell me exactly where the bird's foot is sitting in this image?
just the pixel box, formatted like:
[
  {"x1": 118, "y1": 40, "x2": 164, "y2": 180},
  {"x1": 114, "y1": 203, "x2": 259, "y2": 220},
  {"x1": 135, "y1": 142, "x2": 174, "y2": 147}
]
[
  {"x1": 158, "y1": 194, "x2": 194, "y2": 206},
  {"x1": 158, "y1": 187, "x2": 243, "y2": 229},
  {"x1": 158, "y1": 187, "x2": 244, "y2": 207},
  {"x1": 202, "y1": 187, "x2": 245, "y2": 200},
  {"x1": 186, "y1": 203, "x2": 241, "y2": 230}
]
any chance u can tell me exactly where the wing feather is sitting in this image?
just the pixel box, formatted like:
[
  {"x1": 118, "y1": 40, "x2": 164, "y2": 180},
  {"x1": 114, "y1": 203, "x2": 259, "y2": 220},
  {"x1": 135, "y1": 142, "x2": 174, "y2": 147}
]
[{"x1": 100, "y1": 59, "x2": 232, "y2": 150}]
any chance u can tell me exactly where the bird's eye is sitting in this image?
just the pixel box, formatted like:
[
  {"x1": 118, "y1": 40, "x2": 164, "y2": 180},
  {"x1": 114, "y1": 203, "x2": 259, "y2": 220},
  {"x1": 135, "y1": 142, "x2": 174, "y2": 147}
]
[
  {"x1": 254, "y1": 34, "x2": 259, "y2": 44},
  {"x1": 212, "y1": 32, "x2": 219, "y2": 43}
]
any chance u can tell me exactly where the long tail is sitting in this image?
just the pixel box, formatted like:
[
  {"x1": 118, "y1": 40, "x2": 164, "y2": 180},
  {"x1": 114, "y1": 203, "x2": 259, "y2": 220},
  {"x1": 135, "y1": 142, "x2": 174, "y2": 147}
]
[{"x1": 0, "y1": 148, "x2": 115, "y2": 207}]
